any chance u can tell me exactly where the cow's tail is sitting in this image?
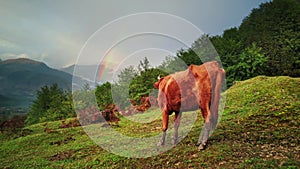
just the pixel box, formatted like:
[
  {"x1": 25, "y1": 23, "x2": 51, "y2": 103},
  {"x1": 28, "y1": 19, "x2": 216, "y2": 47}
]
[{"x1": 210, "y1": 67, "x2": 225, "y2": 131}]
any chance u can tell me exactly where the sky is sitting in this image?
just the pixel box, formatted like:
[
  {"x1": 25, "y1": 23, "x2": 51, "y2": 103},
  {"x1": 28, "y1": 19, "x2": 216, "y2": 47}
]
[{"x1": 0, "y1": 0, "x2": 270, "y2": 69}]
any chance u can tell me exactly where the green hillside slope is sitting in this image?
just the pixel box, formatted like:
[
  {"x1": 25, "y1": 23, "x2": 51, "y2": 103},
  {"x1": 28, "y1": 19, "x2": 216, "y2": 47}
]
[{"x1": 0, "y1": 76, "x2": 299, "y2": 168}]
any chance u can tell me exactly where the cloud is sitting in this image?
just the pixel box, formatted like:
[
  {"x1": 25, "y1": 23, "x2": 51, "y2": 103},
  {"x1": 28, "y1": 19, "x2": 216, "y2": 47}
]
[
  {"x1": 0, "y1": 38, "x2": 20, "y2": 50},
  {"x1": 0, "y1": 53, "x2": 19, "y2": 60},
  {"x1": 0, "y1": 52, "x2": 45, "y2": 63},
  {"x1": 0, "y1": 0, "x2": 270, "y2": 69},
  {"x1": 16, "y1": 53, "x2": 29, "y2": 59}
]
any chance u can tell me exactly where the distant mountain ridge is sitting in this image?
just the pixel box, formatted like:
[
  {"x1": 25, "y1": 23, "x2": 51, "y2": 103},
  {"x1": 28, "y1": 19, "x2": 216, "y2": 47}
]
[{"x1": 0, "y1": 58, "x2": 86, "y2": 108}]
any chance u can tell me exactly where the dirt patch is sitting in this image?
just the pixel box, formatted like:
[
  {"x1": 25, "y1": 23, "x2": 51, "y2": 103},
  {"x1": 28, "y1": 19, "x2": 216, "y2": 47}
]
[
  {"x1": 0, "y1": 115, "x2": 26, "y2": 132},
  {"x1": 59, "y1": 119, "x2": 81, "y2": 129},
  {"x1": 49, "y1": 150, "x2": 77, "y2": 161},
  {"x1": 49, "y1": 136, "x2": 75, "y2": 146}
]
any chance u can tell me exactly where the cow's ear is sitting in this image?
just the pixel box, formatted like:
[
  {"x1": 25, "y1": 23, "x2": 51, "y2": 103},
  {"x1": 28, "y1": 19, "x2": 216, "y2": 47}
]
[
  {"x1": 154, "y1": 82, "x2": 159, "y2": 89},
  {"x1": 189, "y1": 65, "x2": 194, "y2": 71},
  {"x1": 154, "y1": 78, "x2": 164, "y2": 89}
]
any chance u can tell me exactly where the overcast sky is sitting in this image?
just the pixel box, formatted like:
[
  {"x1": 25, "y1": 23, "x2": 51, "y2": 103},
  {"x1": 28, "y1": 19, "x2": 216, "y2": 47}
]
[{"x1": 0, "y1": 0, "x2": 270, "y2": 69}]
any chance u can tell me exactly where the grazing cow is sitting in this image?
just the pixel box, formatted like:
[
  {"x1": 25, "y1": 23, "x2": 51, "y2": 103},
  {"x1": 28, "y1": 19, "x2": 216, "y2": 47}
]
[{"x1": 154, "y1": 61, "x2": 225, "y2": 150}]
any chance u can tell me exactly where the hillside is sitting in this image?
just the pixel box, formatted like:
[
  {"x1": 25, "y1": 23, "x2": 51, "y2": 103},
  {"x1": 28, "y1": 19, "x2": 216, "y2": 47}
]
[
  {"x1": 0, "y1": 58, "x2": 87, "y2": 108},
  {"x1": 0, "y1": 76, "x2": 299, "y2": 168}
]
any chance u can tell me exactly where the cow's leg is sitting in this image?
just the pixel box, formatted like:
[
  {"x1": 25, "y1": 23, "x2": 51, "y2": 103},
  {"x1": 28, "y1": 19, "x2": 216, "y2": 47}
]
[
  {"x1": 197, "y1": 101, "x2": 211, "y2": 150},
  {"x1": 172, "y1": 111, "x2": 182, "y2": 145},
  {"x1": 157, "y1": 108, "x2": 169, "y2": 146}
]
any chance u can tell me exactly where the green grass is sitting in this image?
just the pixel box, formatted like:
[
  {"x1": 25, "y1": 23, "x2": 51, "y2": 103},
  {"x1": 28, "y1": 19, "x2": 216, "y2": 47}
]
[{"x1": 0, "y1": 76, "x2": 299, "y2": 168}]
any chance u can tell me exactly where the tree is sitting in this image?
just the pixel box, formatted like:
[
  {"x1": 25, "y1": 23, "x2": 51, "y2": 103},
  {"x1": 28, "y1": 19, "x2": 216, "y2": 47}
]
[
  {"x1": 26, "y1": 84, "x2": 76, "y2": 125},
  {"x1": 95, "y1": 82, "x2": 113, "y2": 110},
  {"x1": 72, "y1": 83, "x2": 96, "y2": 110},
  {"x1": 226, "y1": 43, "x2": 267, "y2": 85},
  {"x1": 117, "y1": 66, "x2": 137, "y2": 85},
  {"x1": 191, "y1": 34, "x2": 219, "y2": 63},
  {"x1": 158, "y1": 56, "x2": 187, "y2": 74},
  {"x1": 138, "y1": 57, "x2": 151, "y2": 72},
  {"x1": 238, "y1": 0, "x2": 300, "y2": 76},
  {"x1": 129, "y1": 68, "x2": 165, "y2": 103},
  {"x1": 176, "y1": 48, "x2": 201, "y2": 66},
  {"x1": 210, "y1": 28, "x2": 244, "y2": 69},
  {"x1": 109, "y1": 66, "x2": 138, "y2": 109},
  {"x1": 207, "y1": 0, "x2": 300, "y2": 86}
]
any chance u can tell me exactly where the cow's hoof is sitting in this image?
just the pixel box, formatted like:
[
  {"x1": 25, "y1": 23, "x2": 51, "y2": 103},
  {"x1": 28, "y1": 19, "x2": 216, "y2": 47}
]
[
  {"x1": 198, "y1": 143, "x2": 207, "y2": 150},
  {"x1": 157, "y1": 141, "x2": 165, "y2": 147},
  {"x1": 196, "y1": 142, "x2": 201, "y2": 146},
  {"x1": 171, "y1": 139, "x2": 178, "y2": 145}
]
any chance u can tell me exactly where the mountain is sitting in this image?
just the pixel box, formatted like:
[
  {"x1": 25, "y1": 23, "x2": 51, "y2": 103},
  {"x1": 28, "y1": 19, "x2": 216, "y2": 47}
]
[{"x1": 0, "y1": 58, "x2": 86, "y2": 108}]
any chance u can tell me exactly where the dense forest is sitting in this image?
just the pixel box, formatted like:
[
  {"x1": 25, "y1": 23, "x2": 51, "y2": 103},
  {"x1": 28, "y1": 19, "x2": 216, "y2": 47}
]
[{"x1": 26, "y1": 0, "x2": 300, "y2": 125}]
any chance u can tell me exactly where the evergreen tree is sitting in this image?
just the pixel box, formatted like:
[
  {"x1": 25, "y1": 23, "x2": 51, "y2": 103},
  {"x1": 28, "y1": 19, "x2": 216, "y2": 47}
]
[
  {"x1": 138, "y1": 57, "x2": 151, "y2": 72},
  {"x1": 129, "y1": 68, "x2": 165, "y2": 103},
  {"x1": 95, "y1": 82, "x2": 113, "y2": 110},
  {"x1": 26, "y1": 84, "x2": 75, "y2": 125}
]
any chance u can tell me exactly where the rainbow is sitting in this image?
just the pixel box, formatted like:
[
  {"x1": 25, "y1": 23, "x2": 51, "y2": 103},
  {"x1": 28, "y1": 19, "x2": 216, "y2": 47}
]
[{"x1": 97, "y1": 48, "x2": 116, "y2": 82}]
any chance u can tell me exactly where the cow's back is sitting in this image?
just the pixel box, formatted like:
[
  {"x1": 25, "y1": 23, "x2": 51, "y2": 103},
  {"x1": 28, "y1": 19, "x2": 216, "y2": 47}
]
[
  {"x1": 155, "y1": 61, "x2": 224, "y2": 113},
  {"x1": 189, "y1": 61, "x2": 224, "y2": 98},
  {"x1": 189, "y1": 61, "x2": 220, "y2": 102}
]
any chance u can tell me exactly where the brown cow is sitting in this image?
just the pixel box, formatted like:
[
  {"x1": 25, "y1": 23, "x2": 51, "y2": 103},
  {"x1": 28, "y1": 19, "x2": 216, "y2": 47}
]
[{"x1": 154, "y1": 61, "x2": 225, "y2": 150}]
